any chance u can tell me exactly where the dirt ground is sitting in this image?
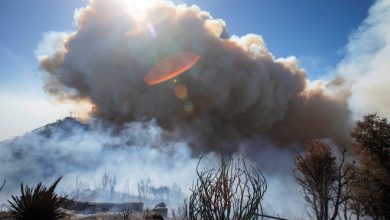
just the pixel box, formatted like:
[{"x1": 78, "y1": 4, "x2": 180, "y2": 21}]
[{"x1": 0, "y1": 210, "x2": 168, "y2": 220}]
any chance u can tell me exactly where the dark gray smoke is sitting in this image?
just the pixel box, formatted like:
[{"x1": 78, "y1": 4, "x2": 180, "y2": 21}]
[{"x1": 39, "y1": 0, "x2": 351, "y2": 147}]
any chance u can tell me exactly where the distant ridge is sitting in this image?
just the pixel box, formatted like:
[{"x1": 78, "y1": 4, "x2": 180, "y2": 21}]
[{"x1": 32, "y1": 117, "x2": 89, "y2": 138}]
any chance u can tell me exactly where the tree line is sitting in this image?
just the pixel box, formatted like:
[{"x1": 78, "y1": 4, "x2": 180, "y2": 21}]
[{"x1": 294, "y1": 114, "x2": 390, "y2": 220}]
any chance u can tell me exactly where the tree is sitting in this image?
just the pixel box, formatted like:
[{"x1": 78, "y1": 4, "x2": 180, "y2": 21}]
[
  {"x1": 97, "y1": 171, "x2": 117, "y2": 197},
  {"x1": 351, "y1": 113, "x2": 390, "y2": 172},
  {"x1": 294, "y1": 140, "x2": 354, "y2": 220},
  {"x1": 350, "y1": 114, "x2": 390, "y2": 220},
  {"x1": 186, "y1": 153, "x2": 268, "y2": 220}
]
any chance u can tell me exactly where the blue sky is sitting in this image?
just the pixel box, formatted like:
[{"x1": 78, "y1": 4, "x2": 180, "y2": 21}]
[
  {"x1": 0, "y1": 0, "x2": 84, "y2": 87},
  {"x1": 0, "y1": 0, "x2": 375, "y2": 139},
  {"x1": 183, "y1": 0, "x2": 373, "y2": 78},
  {"x1": 0, "y1": 0, "x2": 373, "y2": 82}
]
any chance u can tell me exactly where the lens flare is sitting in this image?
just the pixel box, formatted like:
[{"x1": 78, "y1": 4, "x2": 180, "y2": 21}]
[
  {"x1": 175, "y1": 84, "x2": 188, "y2": 101},
  {"x1": 183, "y1": 101, "x2": 194, "y2": 114},
  {"x1": 144, "y1": 51, "x2": 200, "y2": 85},
  {"x1": 147, "y1": 22, "x2": 157, "y2": 38}
]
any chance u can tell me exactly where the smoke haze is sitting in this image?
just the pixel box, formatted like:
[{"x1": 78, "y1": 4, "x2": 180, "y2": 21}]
[
  {"x1": 337, "y1": 0, "x2": 390, "y2": 119},
  {"x1": 0, "y1": 118, "x2": 305, "y2": 217}
]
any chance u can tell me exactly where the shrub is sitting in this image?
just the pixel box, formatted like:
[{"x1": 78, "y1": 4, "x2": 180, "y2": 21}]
[
  {"x1": 8, "y1": 177, "x2": 66, "y2": 220},
  {"x1": 117, "y1": 205, "x2": 133, "y2": 220},
  {"x1": 187, "y1": 153, "x2": 267, "y2": 220}
]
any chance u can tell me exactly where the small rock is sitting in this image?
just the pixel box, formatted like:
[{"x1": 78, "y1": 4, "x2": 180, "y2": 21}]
[{"x1": 154, "y1": 202, "x2": 166, "y2": 208}]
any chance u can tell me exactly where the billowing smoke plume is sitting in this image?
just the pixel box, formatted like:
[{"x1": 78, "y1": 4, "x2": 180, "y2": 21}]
[
  {"x1": 39, "y1": 0, "x2": 351, "y2": 146},
  {"x1": 337, "y1": 0, "x2": 390, "y2": 119}
]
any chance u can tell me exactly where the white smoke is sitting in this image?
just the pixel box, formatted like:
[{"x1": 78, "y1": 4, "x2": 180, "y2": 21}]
[
  {"x1": 0, "y1": 118, "x2": 305, "y2": 218},
  {"x1": 337, "y1": 0, "x2": 390, "y2": 119},
  {"x1": 0, "y1": 119, "x2": 196, "y2": 200}
]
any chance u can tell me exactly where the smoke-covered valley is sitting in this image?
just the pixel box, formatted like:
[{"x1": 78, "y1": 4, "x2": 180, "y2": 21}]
[{"x1": 0, "y1": 117, "x2": 304, "y2": 217}]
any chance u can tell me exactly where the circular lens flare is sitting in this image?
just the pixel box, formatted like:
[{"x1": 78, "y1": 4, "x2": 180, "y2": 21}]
[
  {"x1": 183, "y1": 101, "x2": 194, "y2": 114},
  {"x1": 144, "y1": 51, "x2": 200, "y2": 85},
  {"x1": 175, "y1": 84, "x2": 188, "y2": 101}
]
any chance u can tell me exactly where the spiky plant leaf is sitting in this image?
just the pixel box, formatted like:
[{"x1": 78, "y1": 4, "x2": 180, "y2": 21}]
[{"x1": 8, "y1": 177, "x2": 66, "y2": 220}]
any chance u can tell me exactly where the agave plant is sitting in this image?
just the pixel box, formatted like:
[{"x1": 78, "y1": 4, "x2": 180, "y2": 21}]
[{"x1": 8, "y1": 177, "x2": 66, "y2": 220}]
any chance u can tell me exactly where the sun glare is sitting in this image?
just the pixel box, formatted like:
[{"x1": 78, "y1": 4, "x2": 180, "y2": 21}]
[
  {"x1": 122, "y1": 0, "x2": 155, "y2": 21},
  {"x1": 120, "y1": 0, "x2": 165, "y2": 36}
]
